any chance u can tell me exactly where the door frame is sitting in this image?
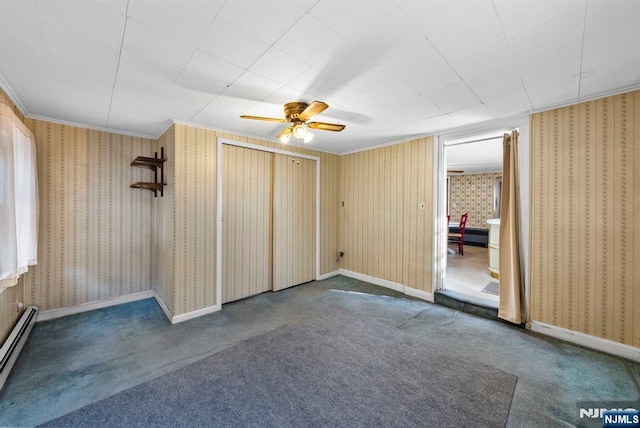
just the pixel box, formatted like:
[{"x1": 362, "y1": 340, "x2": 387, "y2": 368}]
[
  {"x1": 216, "y1": 138, "x2": 321, "y2": 307},
  {"x1": 433, "y1": 116, "x2": 530, "y2": 314}
]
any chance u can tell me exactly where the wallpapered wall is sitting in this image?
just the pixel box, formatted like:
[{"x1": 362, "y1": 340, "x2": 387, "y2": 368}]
[
  {"x1": 0, "y1": 278, "x2": 23, "y2": 343},
  {"x1": 0, "y1": 89, "x2": 23, "y2": 122},
  {"x1": 340, "y1": 137, "x2": 434, "y2": 293},
  {"x1": 155, "y1": 124, "x2": 218, "y2": 316},
  {"x1": 4, "y1": 79, "x2": 638, "y2": 353},
  {"x1": 156, "y1": 124, "x2": 340, "y2": 317},
  {"x1": 449, "y1": 172, "x2": 502, "y2": 229},
  {"x1": 530, "y1": 90, "x2": 640, "y2": 347},
  {"x1": 23, "y1": 119, "x2": 156, "y2": 311}
]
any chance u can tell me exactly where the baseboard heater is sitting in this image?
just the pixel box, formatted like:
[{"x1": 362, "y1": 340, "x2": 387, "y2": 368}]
[
  {"x1": 0, "y1": 305, "x2": 38, "y2": 391},
  {"x1": 449, "y1": 227, "x2": 489, "y2": 247}
]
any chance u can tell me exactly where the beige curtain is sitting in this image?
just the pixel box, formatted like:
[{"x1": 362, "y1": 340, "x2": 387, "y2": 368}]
[{"x1": 498, "y1": 130, "x2": 525, "y2": 323}]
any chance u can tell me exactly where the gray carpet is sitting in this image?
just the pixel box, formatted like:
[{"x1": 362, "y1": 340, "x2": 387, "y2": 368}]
[
  {"x1": 43, "y1": 312, "x2": 517, "y2": 428},
  {"x1": 481, "y1": 282, "x2": 500, "y2": 296}
]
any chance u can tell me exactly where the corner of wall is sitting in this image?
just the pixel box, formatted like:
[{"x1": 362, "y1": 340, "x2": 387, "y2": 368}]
[{"x1": 152, "y1": 125, "x2": 176, "y2": 315}]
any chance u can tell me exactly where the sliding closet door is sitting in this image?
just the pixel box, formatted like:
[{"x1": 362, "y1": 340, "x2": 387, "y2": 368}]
[
  {"x1": 272, "y1": 154, "x2": 316, "y2": 291},
  {"x1": 222, "y1": 145, "x2": 273, "y2": 303}
]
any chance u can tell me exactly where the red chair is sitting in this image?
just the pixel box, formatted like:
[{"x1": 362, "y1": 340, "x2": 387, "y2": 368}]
[{"x1": 448, "y1": 213, "x2": 468, "y2": 255}]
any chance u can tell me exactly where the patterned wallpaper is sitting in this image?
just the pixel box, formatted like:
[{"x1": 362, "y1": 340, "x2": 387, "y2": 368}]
[
  {"x1": 0, "y1": 88, "x2": 24, "y2": 122},
  {"x1": 4, "y1": 80, "x2": 638, "y2": 353},
  {"x1": 449, "y1": 172, "x2": 502, "y2": 229},
  {"x1": 340, "y1": 137, "x2": 434, "y2": 293},
  {"x1": 0, "y1": 277, "x2": 23, "y2": 343},
  {"x1": 530, "y1": 90, "x2": 640, "y2": 347},
  {"x1": 170, "y1": 124, "x2": 217, "y2": 316},
  {"x1": 23, "y1": 119, "x2": 156, "y2": 311}
]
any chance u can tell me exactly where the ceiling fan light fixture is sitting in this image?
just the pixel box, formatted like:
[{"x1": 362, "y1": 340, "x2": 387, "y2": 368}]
[
  {"x1": 303, "y1": 130, "x2": 314, "y2": 143},
  {"x1": 280, "y1": 133, "x2": 291, "y2": 144},
  {"x1": 240, "y1": 100, "x2": 345, "y2": 142},
  {"x1": 293, "y1": 124, "x2": 306, "y2": 139}
]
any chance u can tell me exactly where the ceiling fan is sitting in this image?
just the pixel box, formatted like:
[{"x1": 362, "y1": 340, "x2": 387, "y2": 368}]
[
  {"x1": 240, "y1": 101, "x2": 345, "y2": 143},
  {"x1": 447, "y1": 169, "x2": 464, "y2": 174}
]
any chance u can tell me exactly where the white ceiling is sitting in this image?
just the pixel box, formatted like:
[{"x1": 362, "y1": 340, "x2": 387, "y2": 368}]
[
  {"x1": 446, "y1": 136, "x2": 503, "y2": 174},
  {"x1": 0, "y1": 0, "x2": 639, "y2": 154}
]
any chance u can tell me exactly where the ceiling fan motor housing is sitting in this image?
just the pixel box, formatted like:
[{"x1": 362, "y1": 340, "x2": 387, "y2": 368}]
[{"x1": 284, "y1": 102, "x2": 309, "y2": 122}]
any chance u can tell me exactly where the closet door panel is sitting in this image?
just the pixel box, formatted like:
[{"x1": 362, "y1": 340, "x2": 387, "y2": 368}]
[
  {"x1": 222, "y1": 145, "x2": 273, "y2": 303},
  {"x1": 273, "y1": 155, "x2": 316, "y2": 291}
]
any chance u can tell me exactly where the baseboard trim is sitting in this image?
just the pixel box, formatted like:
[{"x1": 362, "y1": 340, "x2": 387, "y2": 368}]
[
  {"x1": 37, "y1": 291, "x2": 156, "y2": 322},
  {"x1": 317, "y1": 270, "x2": 339, "y2": 281},
  {"x1": 338, "y1": 269, "x2": 404, "y2": 292},
  {"x1": 530, "y1": 321, "x2": 640, "y2": 363},
  {"x1": 404, "y1": 286, "x2": 435, "y2": 303},
  {"x1": 170, "y1": 304, "x2": 221, "y2": 324},
  {"x1": 337, "y1": 269, "x2": 433, "y2": 302},
  {"x1": 153, "y1": 293, "x2": 174, "y2": 322},
  {"x1": 36, "y1": 290, "x2": 221, "y2": 325}
]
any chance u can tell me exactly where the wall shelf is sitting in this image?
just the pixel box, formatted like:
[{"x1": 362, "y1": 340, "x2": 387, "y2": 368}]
[
  {"x1": 130, "y1": 147, "x2": 165, "y2": 197},
  {"x1": 131, "y1": 156, "x2": 164, "y2": 170}
]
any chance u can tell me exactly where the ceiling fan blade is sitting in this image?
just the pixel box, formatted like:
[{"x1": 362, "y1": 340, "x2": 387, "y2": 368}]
[
  {"x1": 307, "y1": 121, "x2": 345, "y2": 132},
  {"x1": 240, "y1": 115, "x2": 286, "y2": 123},
  {"x1": 447, "y1": 170, "x2": 464, "y2": 174},
  {"x1": 276, "y1": 126, "x2": 293, "y2": 139},
  {"x1": 299, "y1": 101, "x2": 329, "y2": 121}
]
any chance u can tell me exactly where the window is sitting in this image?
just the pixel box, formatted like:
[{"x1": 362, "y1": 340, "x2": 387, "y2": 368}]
[{"x1": 0, "y1": 105, "x2": 38, "y2": 292}]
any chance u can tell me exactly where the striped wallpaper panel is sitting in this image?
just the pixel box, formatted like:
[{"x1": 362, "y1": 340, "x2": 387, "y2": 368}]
[
  {"x1": 340, "y1": 137, "x2": 434, "y2": 292},
  {"x1": 171, "y1": 125, "x2": 217, "y2": 315},
  {"x1": 341, "y1": 144, "x2": 404, "y2": 283},
  {"x1": 23, "y1": 119, "x2": 155, "y2": 311},
  {"x1": 0, "y1": 89, "x2": 23, "y2": 122},
  {"x1": 401, "y1": 138, "x2": 434, "y2": 292},
  {"x1": 319, "y1": 149, "x2": 341, "y2": 274},
  {"x1": 0, "y1": 278, "x2": 23, "y2": 343},
  {"x1": 530, "y1": 90, "x2": 640, "y2": 347}
]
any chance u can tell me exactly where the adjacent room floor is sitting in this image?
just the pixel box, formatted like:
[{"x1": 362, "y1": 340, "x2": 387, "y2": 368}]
[
  {"x1": 0, "y1": 276, "x2": 638, "y2": 427},
  {"x1": 445, "y1": 244, "x2": 499, "y2": 302}
]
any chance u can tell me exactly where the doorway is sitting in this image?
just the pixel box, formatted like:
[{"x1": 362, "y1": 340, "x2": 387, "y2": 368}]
[{"x1": 443, "y1": 132, "x2": 504, "y2": 304}]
